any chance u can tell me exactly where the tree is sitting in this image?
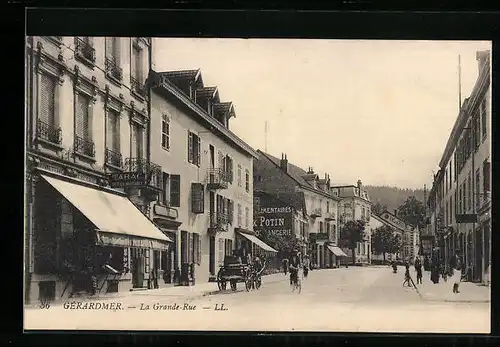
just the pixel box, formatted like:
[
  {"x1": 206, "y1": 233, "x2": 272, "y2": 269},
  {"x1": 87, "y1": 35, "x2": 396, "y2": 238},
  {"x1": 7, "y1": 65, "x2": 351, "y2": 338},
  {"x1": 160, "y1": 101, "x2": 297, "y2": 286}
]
[
  {"x1": 372, "y1": 201, "x2": 387, "y2": 216},
  {"x1": 396, "y1": 196, "x2": 426, "y2": 229},
  {"x1": 389, "y1": 233, "x2": 403, "y2": 259},
  {"x1": 339, "y1": 220, "x2": 366, "y2": 265},
  {"x1": 371, "y1": 225, "x2": 394, "y2": 261}
]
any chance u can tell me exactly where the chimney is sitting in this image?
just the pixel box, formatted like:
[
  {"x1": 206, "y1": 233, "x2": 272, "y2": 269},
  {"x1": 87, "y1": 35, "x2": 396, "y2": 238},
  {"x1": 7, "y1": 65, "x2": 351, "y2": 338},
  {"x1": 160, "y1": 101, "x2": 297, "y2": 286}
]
[
  {"x1": 280, "y1": 153, "x2": 288, "y2": 173},
  {"x1": 476, "y1": 50, "x2": 489, "y2": 73}
]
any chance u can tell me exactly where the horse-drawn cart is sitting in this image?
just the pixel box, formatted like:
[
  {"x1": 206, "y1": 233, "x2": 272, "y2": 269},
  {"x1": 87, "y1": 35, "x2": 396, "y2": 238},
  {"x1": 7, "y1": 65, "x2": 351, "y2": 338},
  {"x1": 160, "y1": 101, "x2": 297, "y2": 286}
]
[{"x1": 216, "y1": 256, "x2": 263, "y2": 292}]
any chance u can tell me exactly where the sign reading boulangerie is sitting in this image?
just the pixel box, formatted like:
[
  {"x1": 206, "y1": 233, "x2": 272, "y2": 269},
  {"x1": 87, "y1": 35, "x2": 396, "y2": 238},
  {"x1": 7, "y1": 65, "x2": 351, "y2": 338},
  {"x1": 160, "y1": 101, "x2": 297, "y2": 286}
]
[{"x1": 254, "y1": 205, "x2": 293, "y2": 237}]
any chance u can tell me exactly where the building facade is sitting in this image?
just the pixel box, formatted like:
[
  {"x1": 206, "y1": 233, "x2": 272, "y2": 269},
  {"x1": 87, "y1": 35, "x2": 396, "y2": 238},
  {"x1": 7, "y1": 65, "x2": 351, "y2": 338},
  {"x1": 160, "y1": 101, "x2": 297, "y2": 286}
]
[
  {"x1": 426, "y1": 50, "x2": 491, "y2": 284},
  {"x1": 25, "y1": 36, "x2": 173, "y2": 304},
  {"x1": 332, "y1": 181, "x2": 372, "y2": 265},
  {"x1": 148, "y1": 69, "x2": 266, "y2": 284},
  {"x1": 378, "y1": 210, "x2": 420, "y2": 262},
  {"x1": 253, "y1": 152, "x2": 344, "y2": 268},
  {"x1": 369, "y1": 213, "x2": 398, "y2": 263}
]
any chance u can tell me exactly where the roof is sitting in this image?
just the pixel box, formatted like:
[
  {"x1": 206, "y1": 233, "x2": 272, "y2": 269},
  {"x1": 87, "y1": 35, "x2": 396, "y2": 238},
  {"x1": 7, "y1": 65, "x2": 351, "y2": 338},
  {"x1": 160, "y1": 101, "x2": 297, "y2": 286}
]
[
  {"x1": 214, "y1": 102, "x2": 236, "y2": 118},
  {"x1": 258, "y1": 150, "x2": 339, "y2": 200},
  {"x1": 195, "y1": 87, "x2": 218, "y2": 99},
  {"x1": 161, "y1": 69, "x2": 202, "y2": 83}
]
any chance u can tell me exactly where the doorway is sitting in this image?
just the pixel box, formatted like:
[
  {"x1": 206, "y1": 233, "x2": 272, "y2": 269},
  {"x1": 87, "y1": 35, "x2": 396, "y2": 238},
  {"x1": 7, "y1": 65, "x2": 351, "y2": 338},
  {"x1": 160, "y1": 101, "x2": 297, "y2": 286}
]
[
  {"x1": 209, "y1": 236, "x2": 216, "y2": 276},
  {"x1": 475, "y1": 228, "x2": 483, "y2": 282},
  {"x1": 131, "y1": 248, "x2": 145, "y2": 288}
]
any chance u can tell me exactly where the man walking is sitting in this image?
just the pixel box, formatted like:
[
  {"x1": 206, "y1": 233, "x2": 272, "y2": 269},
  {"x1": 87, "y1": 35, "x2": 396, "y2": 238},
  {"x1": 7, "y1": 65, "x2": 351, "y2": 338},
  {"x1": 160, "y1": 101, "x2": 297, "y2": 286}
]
[{"x1": 414, "y1": 257, "x2": 423, "y2": 284}]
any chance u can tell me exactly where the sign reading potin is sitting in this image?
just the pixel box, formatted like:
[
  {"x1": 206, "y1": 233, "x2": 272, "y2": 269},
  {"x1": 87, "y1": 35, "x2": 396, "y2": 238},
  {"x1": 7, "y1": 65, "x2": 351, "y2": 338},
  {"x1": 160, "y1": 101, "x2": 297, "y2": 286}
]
[
  {"x1": 254, "y1": 205, "x2": 294, "y2": 237},
  {"x1": 109, "y1": 172, "x2": 147, "y2": 188}
]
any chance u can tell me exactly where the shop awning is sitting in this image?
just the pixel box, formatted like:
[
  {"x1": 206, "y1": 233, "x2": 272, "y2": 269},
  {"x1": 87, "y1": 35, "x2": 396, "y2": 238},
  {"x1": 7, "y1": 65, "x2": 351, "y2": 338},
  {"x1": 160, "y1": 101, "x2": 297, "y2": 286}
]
[
  {"x1": 41, "y1": 175, "x2": 172, "y2": 250},
  {"x1": 237, "y1": 231, "x2": 278, "y2": 253},
  {"x1": 327, "y1": 245, "x2": 349, "y2": 257}
]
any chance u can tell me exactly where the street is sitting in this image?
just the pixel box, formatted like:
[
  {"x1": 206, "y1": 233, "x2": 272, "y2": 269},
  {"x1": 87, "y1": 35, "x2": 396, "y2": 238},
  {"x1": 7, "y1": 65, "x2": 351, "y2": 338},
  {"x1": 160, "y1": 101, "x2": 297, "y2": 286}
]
[{"x1": 24, "y1": 266, "x2": 489, "y2": 333}]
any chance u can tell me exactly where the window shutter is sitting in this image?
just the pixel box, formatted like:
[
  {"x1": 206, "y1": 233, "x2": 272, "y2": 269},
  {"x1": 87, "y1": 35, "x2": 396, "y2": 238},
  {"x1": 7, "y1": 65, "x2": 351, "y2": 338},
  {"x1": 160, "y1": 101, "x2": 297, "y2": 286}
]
[
  {"x1": 196, "y1": 136, "x2": 201, "y2": 166},
  {"x1": 144, "y1": 249, "x2": 150, "y2": 274},
  {"x1": 197, "y1": 234, "x2": 201, "y2": 265},
  {"x1": 218, "y1": 239, "x2": 224, "y2": 265},
  {"x1": 75, "y1": 93, "x2": 90, "y2": 139},
  {"x1": 228, "y1": 200, "x2": 234, "y2": 224},
  {"x1": 40, "y1": 74, "x2": 56, "y2": 126},
  {"x1": 188, "y1": 132, "x2": 193, "y2": 163},
  {"x1": 105, "y1": 37, "x2": 113, "y2": 59},
  {"x1": 170, "y1": 175, "x2": 181, "y2": 207},
  {"x1": 188, "y1": 233, "x2": 193, "y2": 263},
  {"x1": 191, "y1": 183, "x2": 204, "y2": 214}
]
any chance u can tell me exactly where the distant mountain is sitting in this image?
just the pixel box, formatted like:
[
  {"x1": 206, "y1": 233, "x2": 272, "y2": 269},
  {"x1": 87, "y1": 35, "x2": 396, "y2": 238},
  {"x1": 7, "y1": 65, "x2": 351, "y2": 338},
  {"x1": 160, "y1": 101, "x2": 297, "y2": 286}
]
[{"x1": 364, "y1": 185, "x2": 425, "y2": 213}]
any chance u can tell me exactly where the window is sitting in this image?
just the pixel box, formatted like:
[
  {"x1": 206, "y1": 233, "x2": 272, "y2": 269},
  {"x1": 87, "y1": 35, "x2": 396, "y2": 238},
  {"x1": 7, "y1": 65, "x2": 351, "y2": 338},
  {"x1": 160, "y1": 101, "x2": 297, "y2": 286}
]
[
  {"x1": 319, "y1": 221, "x2": 324, "y2": 233},
  {"x1": 161, "y1": 114, "x2": 170, "y2": 150},
  {"x1": 332, "y1": 225, "x2": 337, "y2": 242},
  {"x1": 224, "y1": 156, "x2": 234, "y2": 184},
  {"x1": 228, "y1": 200, "x2": 234, "y2": 224},
  {"x1": 245, "y1": 169, "x2": 250, "y2": 192},
  {"x1": 170, "y1": 175, "x2": 181, "y2": 207},
  {"x1": 75, "y1": 93, "x2": 94, "y2": 157},
  {"x1": 237, "y1": 204, "x2": 242, "y2": 227},
  {"x1": 192, "y1": 233, "x2": 201, "y2": 265},
  {"x1": 131, "y1": 41, "x2": 143, "y2": 81},
  {"x1": 326, "y1": 223, "x2": 331, "y2": 240},
  {"x1": 475, "y1": 169, "x2": 480, "y2": 209},
  {"x1": 75, "y1": 37, "x2": 95, "y2": 63},
  {"x1": 481, "y1": 99, "x2": 487, "y2": 138},
  {"x1": 467, "y1": 174, "x2": 472, "y2": 211},
  {"x1": 483, "y1": 161, "x2": 490, "y2": 196},
  {"x1": 161, "y1": 173, "x2": 169, "y2": 204},
  {"x1": 327, "y1": 201, "x2": 330, "y2": 213},
  {"x1": 105, "y1": 37, "x2": 122, "y2": 81},
  {"x1": 225, "y1": 239, "x2": 233, "y2": 257},
  {"x1": 106, "y1": 109, "x2": 120, "y2": 152},
  {"x1": 237, "y1": 165, "x2": 242, "y2": 187},
  {"x1": 245, "y1": 207, "x2": 249, "y2": 228},
  {"x1": 462, "y1": 182, "x2": 466, "y2": 213},
  {"x1": 38, "y1": 73, "x2": 60, "y2": 144},
  {"x1": 131, "y1": 122, "x2": 144, "y2": 159},
  {"x1": 191, "y1": 183, "x2": 204, "y2": 214},
  {"x1": 188, "y1": 131, "x2": 201, "y2": 166},
  {"x1": 458, "y1": 187, "x2": 462, "y2": 214},
  {"x1": 474, "y1": 112, "x2": 481, "y2": 150}
]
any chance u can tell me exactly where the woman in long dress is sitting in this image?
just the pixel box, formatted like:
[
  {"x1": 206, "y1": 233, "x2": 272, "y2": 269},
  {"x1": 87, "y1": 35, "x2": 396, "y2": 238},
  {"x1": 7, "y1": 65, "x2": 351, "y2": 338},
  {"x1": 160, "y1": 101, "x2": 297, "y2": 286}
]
[{"x1": 451, "y1": 264, "x2": 462, "y2": 293}]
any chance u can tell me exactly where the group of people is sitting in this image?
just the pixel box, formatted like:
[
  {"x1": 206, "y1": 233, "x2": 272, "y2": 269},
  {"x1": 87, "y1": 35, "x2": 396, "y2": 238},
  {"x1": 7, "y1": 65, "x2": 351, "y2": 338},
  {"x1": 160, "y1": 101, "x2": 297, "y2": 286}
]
[
  {"x1": 397, "y1": 251, "x2": 463, "y2": 293},
  {"x1": 282, "y1": 252, "x2": 309, "y2": 287}
]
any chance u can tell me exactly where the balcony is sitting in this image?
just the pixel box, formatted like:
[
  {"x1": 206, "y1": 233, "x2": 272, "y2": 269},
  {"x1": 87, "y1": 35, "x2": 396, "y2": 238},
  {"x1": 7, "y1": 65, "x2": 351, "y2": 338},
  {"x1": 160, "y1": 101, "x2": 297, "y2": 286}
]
[
  {"x1": 74, "y1": 135, "x2": 95, "y2": 158},
  {"x1": 206, "y1": 168, "x2": 229, "y2": 190},
  {"x1": 324, "y1": 212, "x2": 336, "y2": 221},
  {"x1": 104, "y1": 148, "x2": 122, "y2": 169},
  {"x1": 477, "y1": 192, "x2": 491, "y2": 213},
  {"x1": 209, "y1": 211, "x2": 228, "y2": 232},
  {"x1": 105, "y1": 57, "x2": 123, "y2": 83},
  {"x1": 75, "y1": 38, "x2": 96, "y2": 65},
  {"x1": 130, "y1": 76, "x2": 147, "y2": 99},
  {"x1": 310, "y1": 208, "x2": 322, "y2": 218},
  {"x1": 36, "y1": 120, "x2": 62, "y2": 146}
]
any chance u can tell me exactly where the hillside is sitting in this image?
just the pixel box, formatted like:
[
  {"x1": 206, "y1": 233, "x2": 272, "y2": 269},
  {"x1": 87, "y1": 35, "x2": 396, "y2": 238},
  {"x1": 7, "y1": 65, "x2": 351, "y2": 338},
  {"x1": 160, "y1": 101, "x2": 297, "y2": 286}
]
[{"x1": 364, "y1": 185, "x2": 425, "y2": 212}]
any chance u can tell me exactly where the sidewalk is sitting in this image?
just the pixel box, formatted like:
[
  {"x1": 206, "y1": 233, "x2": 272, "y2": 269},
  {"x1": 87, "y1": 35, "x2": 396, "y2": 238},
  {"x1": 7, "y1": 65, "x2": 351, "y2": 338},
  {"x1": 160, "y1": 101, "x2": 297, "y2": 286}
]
[
  {"x1": 413, "y1": 271, "x2": 490, "y2": 303},
  {"x1": 129, "y1": 271, "x2": 288, "y2": 300}
]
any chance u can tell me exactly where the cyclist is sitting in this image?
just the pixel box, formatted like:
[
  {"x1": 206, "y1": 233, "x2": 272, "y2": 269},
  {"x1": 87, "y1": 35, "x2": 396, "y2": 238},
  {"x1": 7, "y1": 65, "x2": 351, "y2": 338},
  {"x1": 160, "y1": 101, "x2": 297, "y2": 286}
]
[{"x1": 289, "y1": 252, "x2": 301, "y2": 287}]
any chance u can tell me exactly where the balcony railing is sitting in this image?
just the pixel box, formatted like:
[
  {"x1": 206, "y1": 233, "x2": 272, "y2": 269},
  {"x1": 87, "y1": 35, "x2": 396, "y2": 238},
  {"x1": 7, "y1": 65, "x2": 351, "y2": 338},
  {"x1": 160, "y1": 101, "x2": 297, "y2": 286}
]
[
  {"x1": 310, "y1": 208, "x2": 322, "y2": 218},
  {"x1": 477, "y1": 192, "x2": 491, "y2": 211},
  {"x1": 36, "y1": 120, "x2": 62, "y2": 145},
  {"x1": 75, "y1": 38, "x2": 96, "y2": 64},
  {"x1": 206, "y1": 168, "x2": 229, "y2": 190},
  {"x1": 130, "y1": 76, "x2": 147, "y2": 98},
  {"x1": 74, "y1": 135, "x2": 95, "y2": 157},
  {"x1": 209, "y1": 211, "x2": 228, "y2": 231},
  {"x1": 105, "y1": 148, "x2": 122, "y2": 168},
  {"x1": 105, "y1": 57, "x2": 123, "y2": 82},
  {"x1": 123, "y1": 157, "x2": 162, "y2": 190},
  {"x1": 324, "y1": 212, "x2": 336, "y2": 221}
]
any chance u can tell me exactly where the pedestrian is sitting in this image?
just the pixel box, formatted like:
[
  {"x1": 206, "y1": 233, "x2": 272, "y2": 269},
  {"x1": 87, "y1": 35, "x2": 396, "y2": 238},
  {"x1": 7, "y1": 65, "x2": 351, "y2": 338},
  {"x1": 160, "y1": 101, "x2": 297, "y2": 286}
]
[
  {"x1": 414, "y1": 257, "x2": 423, "y2": 285},
  {"x1": 303, "y1": 256, "x2": 309, "y2": 279},
  {"x1": 451, "y1": 257, "x2": 462, "y2": 294},
  {"x1": 283, "y1": 258, "x2": 289, "y2": 275},
  {"x1": 403, "y1": 262, "x2": 412, "y2": 287}
]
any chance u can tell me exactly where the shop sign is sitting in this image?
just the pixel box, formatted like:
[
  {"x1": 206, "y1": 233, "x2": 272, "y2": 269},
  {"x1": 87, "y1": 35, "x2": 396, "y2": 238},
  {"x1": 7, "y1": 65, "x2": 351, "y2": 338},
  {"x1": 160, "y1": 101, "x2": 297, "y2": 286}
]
[
  {"x1": 253, "y1": 202, "x2": 293, "y2": 237},
  {"x1": 109, "y1": 172, "x2": 147, "y2": 188},
  {"x1": 380, "y1": 212, "x2": 406, "y2": 230}
]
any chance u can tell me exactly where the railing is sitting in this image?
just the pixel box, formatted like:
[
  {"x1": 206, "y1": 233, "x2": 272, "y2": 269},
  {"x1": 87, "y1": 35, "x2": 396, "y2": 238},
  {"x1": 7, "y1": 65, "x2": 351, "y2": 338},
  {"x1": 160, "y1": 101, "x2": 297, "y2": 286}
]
[
  {"x1": 74, "y1": 135, "x2": 95, "y2": 157},
  {"x1": 210, "y1": 211, "x2": 228, "y2": 230},
  {"x1": 310, "y1": 208, "x2": 322, "y2": 218},
  {"x1": 324, "y1": 212, "x2": 336, "y2": 221},
  {"x1": 36, "y1": 120, "x2": 62, "y2": 145},
  {"x1": 75, "y1": 37, "x2": 96, "y2": 63},
  {"x1": 105, "y1": 148, "x2": 122, "y2": 168},
  {"x1": 130, "y1": 76, "x2": 147, "y2": 98},
  {"x1": 206, "y1": 168, "x2": 229, "y2": 190},
  {"x1": 123, "y1": 157, "x2": 162, "y2": 190},
  {"x1": 105, "y1": 57, "x2": 123, "y2": 82},
  {"x1": 477, "y1": 192, "x2": 491, "y2": 211}
]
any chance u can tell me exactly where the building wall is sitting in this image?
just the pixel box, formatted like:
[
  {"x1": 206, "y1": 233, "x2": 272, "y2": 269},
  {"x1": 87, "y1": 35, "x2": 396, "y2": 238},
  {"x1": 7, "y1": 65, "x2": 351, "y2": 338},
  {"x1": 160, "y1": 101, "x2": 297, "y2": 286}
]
[{"x1": 150, "y1": 91, "x2": 254, "y2": 283}]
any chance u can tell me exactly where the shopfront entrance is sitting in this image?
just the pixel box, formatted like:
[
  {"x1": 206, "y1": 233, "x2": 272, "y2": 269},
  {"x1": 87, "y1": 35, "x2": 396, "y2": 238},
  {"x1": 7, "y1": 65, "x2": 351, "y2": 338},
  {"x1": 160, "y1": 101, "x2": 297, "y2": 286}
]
[{"x1": 131, "y1": 248, "x2": 146, "y2": 288}]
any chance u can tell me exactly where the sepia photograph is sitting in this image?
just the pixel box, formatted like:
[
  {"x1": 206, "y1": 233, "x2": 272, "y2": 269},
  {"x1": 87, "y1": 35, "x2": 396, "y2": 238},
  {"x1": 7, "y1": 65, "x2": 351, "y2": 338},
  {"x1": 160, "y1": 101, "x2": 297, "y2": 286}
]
[{"x1": 24, "y1": 35, "x2": 491, "y2": 333}]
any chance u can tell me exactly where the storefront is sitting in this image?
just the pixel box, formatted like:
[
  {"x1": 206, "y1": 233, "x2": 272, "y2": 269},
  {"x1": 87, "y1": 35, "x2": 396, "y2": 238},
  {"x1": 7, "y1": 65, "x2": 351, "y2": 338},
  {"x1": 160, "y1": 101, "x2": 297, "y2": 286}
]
[
  {"x1": 235, "y1": 228, "x2": 278, "y2": 267},
  {"x1": 326, "y1": 244, "x2": 349, "y2": 268},
  {"x1": 27, "y1": 171, "x2": 172, "y2": 303}
]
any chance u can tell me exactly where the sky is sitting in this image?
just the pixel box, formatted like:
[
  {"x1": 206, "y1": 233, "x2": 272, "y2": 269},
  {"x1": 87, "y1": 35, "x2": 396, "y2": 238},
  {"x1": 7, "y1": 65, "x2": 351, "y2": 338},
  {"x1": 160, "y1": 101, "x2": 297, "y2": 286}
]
[{"x1": 153, "y1": 39, "x2": 491, "y2": 189}]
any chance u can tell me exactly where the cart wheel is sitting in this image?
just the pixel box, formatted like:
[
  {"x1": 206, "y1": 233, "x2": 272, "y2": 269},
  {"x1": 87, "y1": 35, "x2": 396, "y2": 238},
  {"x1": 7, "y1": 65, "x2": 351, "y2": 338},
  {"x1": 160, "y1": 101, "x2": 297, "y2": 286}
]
[
  {"x1": 245, "y1": 277, "x2": 253, "y2": 291},
  {"x1": 255, "y1": 276, "x2": 262, "y2": 290},
  {"x1": 230, "y1": 280, "x2": 237, "y2": 291},
  {"x1": 216, "y1": 269, "x2": 224, "y2": 291}
]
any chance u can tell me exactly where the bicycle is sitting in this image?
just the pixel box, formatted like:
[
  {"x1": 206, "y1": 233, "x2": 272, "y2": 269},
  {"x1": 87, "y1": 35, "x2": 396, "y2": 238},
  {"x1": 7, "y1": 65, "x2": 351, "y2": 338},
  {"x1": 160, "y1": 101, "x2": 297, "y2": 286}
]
[{"x1": 290, "y1": 268, "x2": 301, "y2": 293}]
